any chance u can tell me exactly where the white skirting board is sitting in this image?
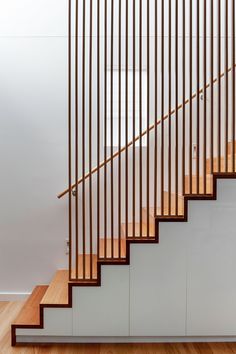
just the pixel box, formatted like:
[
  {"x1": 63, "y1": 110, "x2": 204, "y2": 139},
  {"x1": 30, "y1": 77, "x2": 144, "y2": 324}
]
[{"x1": 16, "y1": 336, "x2": 236, "y2": 344}]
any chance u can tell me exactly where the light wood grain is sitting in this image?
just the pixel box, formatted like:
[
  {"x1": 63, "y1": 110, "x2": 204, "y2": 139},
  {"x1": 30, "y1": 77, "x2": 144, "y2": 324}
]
[
  {"x1": 227, "y1": 141, "x2": 236, "y2": 155},
  {"x1": 99, "y1": 238, "x2": 126, "y2": 259},
  {"x1": 41, "y1": 271, "x2": 69, "y2": 306},
  {"x1": 120, "y1": 206, "x2": 156, "y2": 238},
  {"x1": 206, "y1": 155, "x2": 236, "y2": 174},
  {"x1": 41, "y1": 245, "x2": 126, "y2": 307},
  {"x1": 120, "y1": 193, "x2": 185, "y2": 237},
  {"x1": 184, "y1": 174, "x2": 213, "y2": 194},
  {"x1": 12, "y1": 286, "x2": 48, "y2": 326},
  {"x1": 142, "y1": 207, "x2": 155, "y2": 228},
  {"x1": 0, "y1": 301, "x2": 9, "y2": 315},
  {"x1": 121, "y1": 221, "x2": 155, "y2": 238},
  {"x1": 71, "y1": 254, "x2": 98, "y2": 280},
  {"x1": 154, "y1": 191, "x2": 184, "y2": 216},
  {"x1": 0, "y1": 302, "x2": 23, "y2": 341}
]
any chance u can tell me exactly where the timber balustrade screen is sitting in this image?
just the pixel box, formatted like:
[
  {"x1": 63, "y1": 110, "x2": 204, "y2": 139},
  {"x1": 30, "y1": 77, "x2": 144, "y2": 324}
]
[{"x1": 58, "y1": 0, "x2": 236, "y2": 280}]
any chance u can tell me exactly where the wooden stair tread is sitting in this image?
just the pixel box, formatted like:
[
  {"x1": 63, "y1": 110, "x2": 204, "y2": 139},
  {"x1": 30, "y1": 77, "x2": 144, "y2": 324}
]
[
  {"x1": 12, "y1": 285, "x2": 48, "y2": 326},
  {"x1": 142, "y1": 207, "x2": 155, "y2": 225},
  {"x1": 99, "y1": 238, "x2": 126, "y2": 258},
  {"x1": 155, "y1": 192, "x2": 184, "y2": 216},
  {"x1": 71, "y1": 254, "x2": 98, "y2": 280},
  {"x1": 227, "y1": 141, "x2": 236, "y2": 154},
  {"x1": 185, "y1": 174, "x2": 213, "y2": 194},
  {"x1": 121, "y1": 222, "x2": 155, "y2": 237},
  {"x1": 140, "y1": 192, "x2": 184, "y2": 217},
  {"x1": 41, "y1": 271, "x2": 68, "y2": 306},
  {"x1": 206, "y1": 154, "x2": 236, "y2": 173},
  {"x1": 41, "y1": 263, "x2": 100, "y2": 305}
]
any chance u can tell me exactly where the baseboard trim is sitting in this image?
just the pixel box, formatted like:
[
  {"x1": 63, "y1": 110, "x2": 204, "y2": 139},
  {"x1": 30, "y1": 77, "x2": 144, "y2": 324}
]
[
  {"x1": 16, "y1": 335, "x2": 236, "y2": 344},
  {"x1": 0, "y1": 293, "x2": 30, "y2": 301}
]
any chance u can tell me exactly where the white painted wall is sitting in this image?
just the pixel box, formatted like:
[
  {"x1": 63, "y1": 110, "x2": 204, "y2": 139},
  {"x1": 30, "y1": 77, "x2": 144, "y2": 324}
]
[
  {"x1": 16, "y1": 179, "x2": 236, "y2": 340},
  {"x1": 0, "y1": 0, "x2": 235, "y2": 295},
  {"x1": 0, "y1": 0, "x2": 69, "y2": 295}
]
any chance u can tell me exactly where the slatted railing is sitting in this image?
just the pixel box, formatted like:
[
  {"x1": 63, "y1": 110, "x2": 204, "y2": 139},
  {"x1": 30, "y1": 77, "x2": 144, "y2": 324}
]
[{"x1": 59, "y1": 0, "x2": 236, "y2": 281}]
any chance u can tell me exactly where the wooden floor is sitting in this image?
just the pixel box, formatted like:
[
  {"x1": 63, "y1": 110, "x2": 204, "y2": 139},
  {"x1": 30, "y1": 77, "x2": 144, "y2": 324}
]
[{"x1": 2, "y1": 302, "x2": 236, "y2": 354}]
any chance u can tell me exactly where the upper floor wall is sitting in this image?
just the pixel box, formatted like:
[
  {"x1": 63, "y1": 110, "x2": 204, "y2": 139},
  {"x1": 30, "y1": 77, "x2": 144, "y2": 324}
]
[{"x1": 0, "y1": 0, "x2": 67, "y2": 37}]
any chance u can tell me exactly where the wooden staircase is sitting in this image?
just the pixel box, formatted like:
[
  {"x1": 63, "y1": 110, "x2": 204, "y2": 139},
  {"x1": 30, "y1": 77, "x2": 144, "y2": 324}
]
[
  {"x1": 11, "y1": 156, "x2": 236, "y2": 346},
  {"x1": 10, "y1": 0, "x2": 236, "y2": 345}
]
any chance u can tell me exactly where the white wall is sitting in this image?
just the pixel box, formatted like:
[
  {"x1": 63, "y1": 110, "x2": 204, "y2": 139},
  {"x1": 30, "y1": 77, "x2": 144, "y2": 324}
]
[
  {"x1": 0, "y1": 0, "x2": 69, "y2": 295},
  {"x1": 0, "y1": 0, "x2": 235, "y2": 294}
]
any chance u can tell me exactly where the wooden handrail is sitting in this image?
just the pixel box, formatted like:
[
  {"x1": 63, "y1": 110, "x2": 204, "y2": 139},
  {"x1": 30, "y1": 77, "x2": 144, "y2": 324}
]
[{"x1": 58, "y1": 64, "x2": 236, "y2": 199}]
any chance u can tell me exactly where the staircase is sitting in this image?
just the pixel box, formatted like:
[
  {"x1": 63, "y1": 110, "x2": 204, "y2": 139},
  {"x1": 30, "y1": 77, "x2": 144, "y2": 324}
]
[{"x1": 11, "y1": 0, "x2": 236, "y2": 346}]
